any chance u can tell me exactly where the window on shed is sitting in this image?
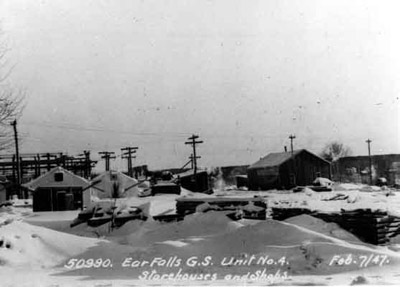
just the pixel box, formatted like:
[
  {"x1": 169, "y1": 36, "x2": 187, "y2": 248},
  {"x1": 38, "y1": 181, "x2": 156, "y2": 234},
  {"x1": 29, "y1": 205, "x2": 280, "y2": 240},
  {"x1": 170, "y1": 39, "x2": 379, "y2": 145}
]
[{"x1": 54, "y1": 172, "x2": 64, "y2": 182}]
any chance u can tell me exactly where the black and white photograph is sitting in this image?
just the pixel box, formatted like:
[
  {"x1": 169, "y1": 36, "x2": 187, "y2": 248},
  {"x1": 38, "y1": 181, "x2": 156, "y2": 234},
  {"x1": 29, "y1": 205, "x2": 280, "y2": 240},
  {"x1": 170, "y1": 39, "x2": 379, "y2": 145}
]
[{"x1": 0, "y1": 0, "x2": 399, "y2": 286}]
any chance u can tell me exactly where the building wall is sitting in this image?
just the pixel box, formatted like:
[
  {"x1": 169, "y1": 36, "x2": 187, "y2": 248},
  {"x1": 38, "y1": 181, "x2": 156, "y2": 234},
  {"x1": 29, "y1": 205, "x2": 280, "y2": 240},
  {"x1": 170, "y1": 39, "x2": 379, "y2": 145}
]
[
  {"x1": 281, "y1": 151, "x2": 330, "y2": 188},
  {"x1": 247, "y1": 151, "x2": 330, "y2": 190},
  {"x1": 33, "y1": 187, "x2": 83, "y2": 212},
  {"x1": 334, "y1": 154, "x2": 400, "y2": 185},
  {"x1": 180, "y1": 171, "x2": 210, "y2": 193},
  {"x1": 247, "y1": 166, "x2": 280, "y2": 190}
]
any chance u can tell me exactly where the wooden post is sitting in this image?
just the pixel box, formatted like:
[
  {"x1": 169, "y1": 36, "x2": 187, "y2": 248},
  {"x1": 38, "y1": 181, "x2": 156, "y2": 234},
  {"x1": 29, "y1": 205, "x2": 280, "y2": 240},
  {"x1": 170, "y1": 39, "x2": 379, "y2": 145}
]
[{"x1": 366, "y1": 139, "x2": 373, "y2": 185}]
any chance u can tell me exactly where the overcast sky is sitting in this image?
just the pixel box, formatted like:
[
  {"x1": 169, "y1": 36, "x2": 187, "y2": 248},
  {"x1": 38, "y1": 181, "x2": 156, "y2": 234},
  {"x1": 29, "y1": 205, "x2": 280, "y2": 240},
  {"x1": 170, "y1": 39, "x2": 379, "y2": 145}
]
[{"x1": 0, "y1": 0, "x2": 399, "y2": 170}]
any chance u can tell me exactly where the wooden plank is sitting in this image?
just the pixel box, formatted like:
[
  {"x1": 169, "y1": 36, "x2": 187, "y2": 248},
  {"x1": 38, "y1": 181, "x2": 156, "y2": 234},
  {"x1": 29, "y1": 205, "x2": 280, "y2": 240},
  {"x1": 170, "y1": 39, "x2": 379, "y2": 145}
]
[{"x1": 176, "y1": 197, "x2": 266, "y2": 203}]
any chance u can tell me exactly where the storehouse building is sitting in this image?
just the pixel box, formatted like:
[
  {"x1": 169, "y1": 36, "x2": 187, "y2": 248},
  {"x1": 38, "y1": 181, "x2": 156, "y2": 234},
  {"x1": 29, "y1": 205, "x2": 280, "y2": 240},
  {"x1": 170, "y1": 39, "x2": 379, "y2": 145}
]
[
  {"x1": 24, "y1": 166, "x2": 90, "y2": 212},
  {"x1": 247, "y1": 149, "x2": 331, "y2": 190}
]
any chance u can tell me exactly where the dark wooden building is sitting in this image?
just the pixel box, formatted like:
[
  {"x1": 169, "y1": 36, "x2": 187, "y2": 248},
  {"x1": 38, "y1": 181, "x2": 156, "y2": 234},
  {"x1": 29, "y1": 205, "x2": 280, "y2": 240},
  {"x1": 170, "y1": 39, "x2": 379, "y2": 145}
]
[
  {"x1": 23, "y1": 166, "x2": 90, "y2": 212},
  {"x1": 177, "y1": 170, "x2": 210, "y2": 193},
  {"x1": 247, "y1": 149, "x2": 331, "y2": 190}
]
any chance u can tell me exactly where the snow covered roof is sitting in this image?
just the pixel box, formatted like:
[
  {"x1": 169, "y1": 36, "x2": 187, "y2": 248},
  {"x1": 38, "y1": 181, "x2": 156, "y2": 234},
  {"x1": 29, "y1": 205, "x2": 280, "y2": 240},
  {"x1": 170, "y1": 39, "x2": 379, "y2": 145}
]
[
  {"x1": 91, "y1": 171, "x2": 138, "y2": 187},
  {"x1": 176, "y1": 169, "x2": 208, "y2": 178},
  {"x1": 22, "y1": 166, "x2": 90, "y2": 190},
  {"x1": 248, "y1": 149, "x2": 330, "y2": 169},
  {"x1": 90, "y1": 170, "x2": 139, "y2": 198}
]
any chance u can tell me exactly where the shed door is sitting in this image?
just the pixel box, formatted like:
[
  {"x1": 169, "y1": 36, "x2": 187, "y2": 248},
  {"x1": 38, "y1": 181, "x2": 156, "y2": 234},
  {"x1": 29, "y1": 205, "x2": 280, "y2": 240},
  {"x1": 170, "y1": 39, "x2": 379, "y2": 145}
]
[
  {"x1": 56, "y1": 191, "x2": 67, "y2": 211},
  {"x1": 290, "y1": 173, "x2": 296, "y2": 186}
]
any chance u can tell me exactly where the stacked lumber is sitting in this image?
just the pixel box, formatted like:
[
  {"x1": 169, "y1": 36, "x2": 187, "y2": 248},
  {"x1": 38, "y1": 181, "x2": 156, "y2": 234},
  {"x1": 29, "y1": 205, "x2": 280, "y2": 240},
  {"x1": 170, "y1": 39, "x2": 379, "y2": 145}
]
[
  {"x1": 176, "y1": 197, "x2": 267, "y2": 219},
  {"x1": 271, "y1": 207, "x2": 313, "y2": 221},
  {"x1": 271, "y1": 207, "x2": 400, "y2": 245},
  {"x1": 152, "y1": 213, "x2": 185, "y2": 222},
  {"x1": 338, "y1": 209, "x2": 393, "y2": 245},
  {"x1": 152, "y1": 208, "x2": 185, "y2": 222},
  {"x1": 151, "y1": 182, "x2": 181, "y2": 195}
]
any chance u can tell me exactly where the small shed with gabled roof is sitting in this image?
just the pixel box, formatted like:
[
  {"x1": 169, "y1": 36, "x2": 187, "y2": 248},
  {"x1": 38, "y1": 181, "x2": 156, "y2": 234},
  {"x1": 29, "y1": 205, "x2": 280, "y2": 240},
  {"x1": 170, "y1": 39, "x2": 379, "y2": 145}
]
[
  {"x1": 23, "y1": 166, "x2": 90, "y2": 212},
  {"x1": 247, "y1": 149, "x2": 331, "y2": 190},
  {"x1": 90, "y1": 170, "x2": 140, "y2": 199}
]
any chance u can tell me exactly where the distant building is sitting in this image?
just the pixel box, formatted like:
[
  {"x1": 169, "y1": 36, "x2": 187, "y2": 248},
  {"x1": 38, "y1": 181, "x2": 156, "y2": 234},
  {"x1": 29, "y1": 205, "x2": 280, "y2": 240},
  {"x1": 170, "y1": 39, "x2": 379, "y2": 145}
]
[
  {"x1": 177, "y1": 169, "x2": 210, "y2": 193},
  {"x1": 23, "y1": 166, "x2": 90, "y2": 212},
  {"x1": 219, "y1": 165, "x2": 249, "y2": 185},
  {"x1": 334, "y1": 154, "x2": 400, "y2": 185},
  {"x1": 247, "y1": 149, "x2": 331, "y2": 190}
]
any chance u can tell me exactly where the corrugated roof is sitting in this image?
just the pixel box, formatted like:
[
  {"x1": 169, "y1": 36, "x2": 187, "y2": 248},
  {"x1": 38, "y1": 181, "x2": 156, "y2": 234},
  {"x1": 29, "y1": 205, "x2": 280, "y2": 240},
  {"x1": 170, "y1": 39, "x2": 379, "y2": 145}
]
[
  {"x1": 248, "y1": 150, "x2": 302, "y2": 169},
  {"x1": 248, "y1": 149, "x2": 329, "y2": 169},
  {"x1": 23, "y1": 166, "x2": 90, "y2": 190}
]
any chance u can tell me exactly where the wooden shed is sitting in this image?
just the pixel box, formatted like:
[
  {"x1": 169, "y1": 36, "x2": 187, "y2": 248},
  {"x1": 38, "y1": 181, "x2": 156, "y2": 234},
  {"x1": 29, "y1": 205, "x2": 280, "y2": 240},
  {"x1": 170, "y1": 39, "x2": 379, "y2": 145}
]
[
  {"x1": 247, "y1": 149, "x2": 331, "y2": 190},
  {"x1": 176, "y1": 170, "x2": 210, "y2": 193},
  {"x1": 23, "y1": 166, "x2": 90, "y2": 212}
]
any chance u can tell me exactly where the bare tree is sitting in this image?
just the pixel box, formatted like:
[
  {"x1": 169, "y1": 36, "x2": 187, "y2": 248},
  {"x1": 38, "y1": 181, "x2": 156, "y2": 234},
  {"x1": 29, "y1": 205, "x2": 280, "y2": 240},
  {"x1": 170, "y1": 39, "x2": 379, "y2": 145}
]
[
  {"x1": 0, "y1": 28, "x2": 24, "y2": 151},
  {"x1": 321, "y1": 141, "x2": 352, "y2": 162}
]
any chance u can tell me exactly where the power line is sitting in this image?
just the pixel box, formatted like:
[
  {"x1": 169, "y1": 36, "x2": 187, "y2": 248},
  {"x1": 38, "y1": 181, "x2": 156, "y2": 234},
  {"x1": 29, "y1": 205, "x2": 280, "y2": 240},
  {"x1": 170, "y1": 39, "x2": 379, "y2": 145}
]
[
  {"x1": 20, "y1": 121, "x2": 374, "y2": 145},
  {"x1": 21, "y1": 121, "x2": 191, "y2": 137}
]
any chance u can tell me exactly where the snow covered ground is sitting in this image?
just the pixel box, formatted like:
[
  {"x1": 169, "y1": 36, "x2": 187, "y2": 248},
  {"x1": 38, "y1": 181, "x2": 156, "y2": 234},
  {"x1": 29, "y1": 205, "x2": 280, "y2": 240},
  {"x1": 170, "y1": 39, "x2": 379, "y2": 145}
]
[
  {"x1": 213, "y1": 184, "x2": 400, "y2": 216},
  {"x1": 1, "y1": 184, "x2": 400, "y2": 286}
]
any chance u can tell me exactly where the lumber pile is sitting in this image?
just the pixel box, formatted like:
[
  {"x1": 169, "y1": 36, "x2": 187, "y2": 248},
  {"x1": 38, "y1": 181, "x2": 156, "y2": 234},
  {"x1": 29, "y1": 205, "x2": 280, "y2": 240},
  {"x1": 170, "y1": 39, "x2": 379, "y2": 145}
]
[
  {"x1": 176, "y1": 197, "x2": 267, "y2": 219},
  {"x1": 152, "y1": 208, "x2": 185, "y2": 222},
  {"x1": 271, "y1": 207, "x2": 313, "y2": 221},
  {"x1": 271, "y1": 207, "x2": 400, "y2": 245},
  {"x1": 335, "y1": 209, "x2": 400, "y2": 245},
  {"x1": 151, "y1": 182, "x2": 181, "y2": 195}
]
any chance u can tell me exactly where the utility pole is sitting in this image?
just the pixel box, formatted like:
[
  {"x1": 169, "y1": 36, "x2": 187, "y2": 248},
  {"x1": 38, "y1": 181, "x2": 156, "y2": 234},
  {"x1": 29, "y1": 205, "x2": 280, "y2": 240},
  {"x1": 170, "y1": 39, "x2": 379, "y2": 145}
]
[
  {"x1": 83, "y1": 150, "x2": 91, "y2": 179},
  {"x1": 10, "y1": 120, "x2": 21, "y2": 198},
  {"x1": 366, "y1": 139, "x2": 373, "y2": 185},
  {"x1": 289, "y1": 134, "x2": 296, "y2": 156},
  {"x1": 289, "y1": 134, "x2": 297, "y2": 187},
  {"x1": 99, "y1": 151, "x2": 116, "y2": 171},
  {"x1": 185, "y1": 134, "x2": 203, "y2": 176},
  {"x1": 189, "y1": 154, "x2": 195, "y2": 169},
  {"x1": 121, "y1": 147, "x2": 138, "y2": 177}
]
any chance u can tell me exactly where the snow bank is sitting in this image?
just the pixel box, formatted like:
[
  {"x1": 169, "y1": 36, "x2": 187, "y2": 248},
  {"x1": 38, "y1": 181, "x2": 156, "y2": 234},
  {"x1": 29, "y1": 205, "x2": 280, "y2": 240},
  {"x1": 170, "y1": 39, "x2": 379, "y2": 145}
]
[
  {"x1": 117, "y1": 211, "x2": 242, "y2": 248},
  {"x1": 337, "y1": 183, "x2": 363, "y2": 190},
  {"x1": 0, "y1": 220, "x2": 103, "y2": 268},
  {"x1": 284, "y1": 214, "x2": 361, "y2": 243},
  {"x1": 0, "y1": 206, "x2": 33, "y2": 222},
  {"x1": 6, "y1": 203, "x2": 397, "y2": 285}
]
